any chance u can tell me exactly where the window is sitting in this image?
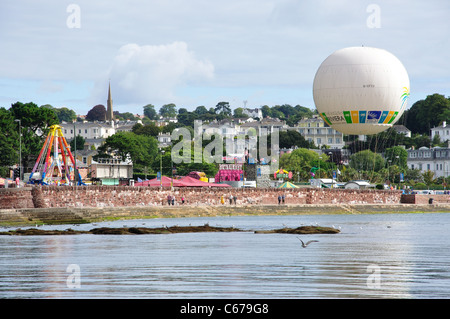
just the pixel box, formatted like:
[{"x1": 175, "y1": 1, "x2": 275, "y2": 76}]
[
  {"x1": 328, "y1": 138, "x2": 333, "y2": 144},
  {"x1": 336, "y1": 138, "x2": 341, "y2": 144},
  {"x1": 317, "y1": 138, "x2": 321, "y2": 144},
  {"x1": 427, "y1": 164, "x2": 431, "y2": 170}
]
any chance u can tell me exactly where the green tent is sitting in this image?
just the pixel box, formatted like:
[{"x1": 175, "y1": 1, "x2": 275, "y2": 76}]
[{"x1": 278, "y1": 181, "x2": 299, "y2": 188}]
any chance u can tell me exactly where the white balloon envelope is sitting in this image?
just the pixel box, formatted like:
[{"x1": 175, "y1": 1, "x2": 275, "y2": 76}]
[{"x1": 313, "y1": 46, "x2": 410, "y2": 135}]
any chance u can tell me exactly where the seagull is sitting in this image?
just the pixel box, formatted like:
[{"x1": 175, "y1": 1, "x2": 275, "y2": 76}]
[{"x1": 297, "y1": 237, "x2": 319, "y2": 248}]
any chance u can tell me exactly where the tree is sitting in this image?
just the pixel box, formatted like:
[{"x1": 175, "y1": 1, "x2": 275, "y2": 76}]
[
  {"x1": 279, "y1": 148, "x2": 320, "y2": 181},
  {"x1": 70, "y1": 135, "x2": 85, "y2": 151},
  {"x1": 132, "y1": 122, "x2": 160, "y2": 137},
  {"x1": 214, "y1": 102, "x2": 231, "y2": 116},
  {"x1": 405, "y1": 94, "x2": 450, "y2": 134},
  {"x1": 98, "y1": 131, "x2": 158, "y2": 170},
  {"x1": 143, "y1": 104, "x2": 157, "y2": 120},
  {"x1": 113, "y1": 111, "x2": 136, "y2": 121},
  {"x1": 86, "y1": 104, "x2": 106, "y2": 121},
  {"x1": 422, "y1": 170, "x2": 436, "y2": 187},
  {"x1": 0, "y1": 107, "x2": 19, "y2": 169},
  {"x1": 159, "y1": 103, "x2": 177, "y2": 118},
  {"x1": 193, "y1": 105, "x2": 208, "y2": 115},
  {"x1": 349, "y1": 150, "x2": 385, "y2": 172},
  {"x1": 277, "y1": 130, "x2": 313, "y2": 149},
  {"x1": 384, "y1": 146, "x2": 408, "y2": 169},
  {"x1": 261, "y1": 105, "x2": 271, "y2": 118},
  {"x1": 233, "y1": 107, "x2": 249, "y2": 119},
  {"x1": 9, "y1": 102, "x2": 59, "y2": 164}
]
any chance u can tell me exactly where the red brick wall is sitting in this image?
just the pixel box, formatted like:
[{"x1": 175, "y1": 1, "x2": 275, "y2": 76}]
[
  {"x1": 401, "y1": 194, "x2": 450, "y2": 204},
  {"x1": 0, "y1": 188, "x2": 34, "y2": 209},
  {"x1": 0, "y1": 186, "x2": 403, "y2": 209},
  {"x1": 0, "y1": 186, "x2": 405, "y2": 209}
]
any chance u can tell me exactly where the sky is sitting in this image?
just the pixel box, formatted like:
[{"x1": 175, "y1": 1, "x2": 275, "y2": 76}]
[{"x1": 1, "y1": 0, "x2": 449, "y2": 116}]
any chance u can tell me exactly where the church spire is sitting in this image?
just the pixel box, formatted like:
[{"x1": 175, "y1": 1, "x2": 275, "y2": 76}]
[{"x1": 106, "y1": 81, "x2": 114, "y2": 122}]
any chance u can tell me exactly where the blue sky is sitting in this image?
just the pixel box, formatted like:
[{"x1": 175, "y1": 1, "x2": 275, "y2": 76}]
[{"x1": 1, "y1": 0, "x2": 449, "y2": 116}]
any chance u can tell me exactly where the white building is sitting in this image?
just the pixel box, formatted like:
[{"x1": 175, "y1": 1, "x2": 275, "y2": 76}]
[
  {"x1": 90, "y1": 157, "x2": 133, "y2": 185},
  {"x1": 60, "y1": 121, "x2": 116, "y2": 149},
  {"x1": 243, "y1": 108, "x2": 262, "y2": 119},
  {"x1": 291, "y1": 116, "x2": 345, "y2": 149},
  {"x1": 407, "y1": 146, "x2": 450, "y2": 179},
  {"x1": 240, "y1": 118, "x2": 287, "y2": 137},
  {"x1": 431, "y1": 121, "x2": 450, "y2": 143}
]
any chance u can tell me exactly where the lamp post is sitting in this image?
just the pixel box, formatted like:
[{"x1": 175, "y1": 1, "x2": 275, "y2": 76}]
[
  {"x1": 160, "y1": 149, "x2": 165, "y2": 189},
  {"x1": 14, "y1": 119, "x2": 22, "y2": 183}
]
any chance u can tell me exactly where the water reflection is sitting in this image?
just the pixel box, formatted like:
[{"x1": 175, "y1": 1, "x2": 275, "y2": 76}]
[{"x1": 0, "y1": 213, "x2": 449, "y2": 298}]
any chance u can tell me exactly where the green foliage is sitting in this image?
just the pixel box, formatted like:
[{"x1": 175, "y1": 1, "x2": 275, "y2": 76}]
[
  {"x1": 214, "y1": 102, "x2": 232, "y2": 116},
  {"x1": 279, "y1": 148, "x2": 322, "y2": 181},
  {"x1": 404, "y1": 94, "x2": 450, "y2": 134},
  {"x1": 349, "y1": 150, "x2": 385, "y2": 172},
  {"x1": 98, "y1": 131, "x2": 158, "y2": 170},
  {"x1": 86, "y1": 104, "x2": 106, "y2": 121},
  {"x1": 69, "y1": 135, "x2": 85, "y2": 151},
  {"x1": 277, "y1": 130, "x2": 314, "y2": 149},
  {"x1": 9, "y1": 102, "x2": 59, "y2": 164},
  {"x1": 384, "y1": 146, "x2": 408, "y2": 169},
  {"x1": 0, "y1": 107, "x2": 19, "y2": 169},
  {"x1": 143, "y1": 104, "x2": 157, "y2": 120},
  {"x1": 159, "y1": 103, "x2": 177, "y2": 118},
  {"x1": 132, "y1": 122, "x2": 160, "y2": 137},
  {"x1": 422, "y1": 170, "x2": 436, "y2": 186}
]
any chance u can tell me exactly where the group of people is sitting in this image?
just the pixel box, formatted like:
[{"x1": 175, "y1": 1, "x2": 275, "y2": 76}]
[
  {"x1": 166, "y1": 194, "x2": 185, "y2": 205},
  {"x1": 220, "y1": 194, "x2": 238, "y2": 205},
  {"x1": 277, "y1": 193, "x2": 286, "y2": 204}
]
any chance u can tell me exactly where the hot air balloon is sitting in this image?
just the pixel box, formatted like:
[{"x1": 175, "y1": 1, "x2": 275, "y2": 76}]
[{"x1": 313, "y1": 46, "x2": 410, "y2": 135}]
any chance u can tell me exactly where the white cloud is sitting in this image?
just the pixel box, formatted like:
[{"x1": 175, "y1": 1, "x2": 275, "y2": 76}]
[{"x1": 90, "y1": 42, "x2": 214, "y2": 107}]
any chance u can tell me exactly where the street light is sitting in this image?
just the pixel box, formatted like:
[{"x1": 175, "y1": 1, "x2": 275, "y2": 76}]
[
  {"x1": 14, "y1": 119, "x2": 21, "y2": 183},
  {"x1": 160, "y1": 149, "x2": 165, "y2": 189}
]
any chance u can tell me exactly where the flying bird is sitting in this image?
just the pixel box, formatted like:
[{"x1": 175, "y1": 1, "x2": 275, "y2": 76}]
[{"x1": 297, "y1": 237, "x2": 319, "y2": 248}]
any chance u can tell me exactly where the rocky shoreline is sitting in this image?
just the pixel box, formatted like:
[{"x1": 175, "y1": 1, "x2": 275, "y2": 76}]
[{"x1": 0, "y1": 224, "x2": 341, "y2": 236}]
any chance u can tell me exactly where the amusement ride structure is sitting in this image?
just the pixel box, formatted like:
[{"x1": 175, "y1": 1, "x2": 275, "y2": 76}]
[{"x1": 29, "y1": 124, "x2": 83, "y2": 185}]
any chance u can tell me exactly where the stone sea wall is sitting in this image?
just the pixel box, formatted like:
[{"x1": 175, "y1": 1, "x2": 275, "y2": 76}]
[{"x1": 0, "y1": 186, "x2": 403, "y2": 209}]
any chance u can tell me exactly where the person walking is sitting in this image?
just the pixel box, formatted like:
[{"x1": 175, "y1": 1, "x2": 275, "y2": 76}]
[
  {"x1": 167, "y1": 194, "x2": 172, "y2": 206},
  {"x1": 278, "y1": 194, "x2": 281, "y2": 205}
]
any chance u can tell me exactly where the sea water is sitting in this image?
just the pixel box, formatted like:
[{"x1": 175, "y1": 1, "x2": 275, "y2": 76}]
[{"x1": 0, "y1": 212, "x2": 449, "y2": 298}]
